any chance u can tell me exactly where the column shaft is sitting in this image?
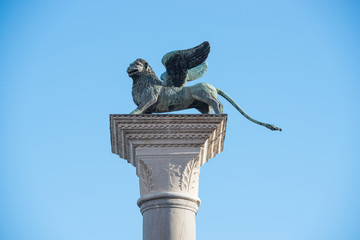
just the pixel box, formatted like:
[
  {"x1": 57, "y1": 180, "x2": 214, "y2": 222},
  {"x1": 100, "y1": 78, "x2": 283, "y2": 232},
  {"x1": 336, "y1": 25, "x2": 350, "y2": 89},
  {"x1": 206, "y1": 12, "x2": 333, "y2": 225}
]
[{"x1": 140, "y1": 198, "x2": 198, "y2": 240}]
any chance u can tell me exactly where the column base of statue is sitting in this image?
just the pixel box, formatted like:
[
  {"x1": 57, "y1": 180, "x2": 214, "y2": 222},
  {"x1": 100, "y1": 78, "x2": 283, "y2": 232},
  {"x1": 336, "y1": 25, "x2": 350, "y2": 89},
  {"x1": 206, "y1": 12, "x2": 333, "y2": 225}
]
[{"x1": 110, "y1": 114, "x2": 227, "y2": 240}]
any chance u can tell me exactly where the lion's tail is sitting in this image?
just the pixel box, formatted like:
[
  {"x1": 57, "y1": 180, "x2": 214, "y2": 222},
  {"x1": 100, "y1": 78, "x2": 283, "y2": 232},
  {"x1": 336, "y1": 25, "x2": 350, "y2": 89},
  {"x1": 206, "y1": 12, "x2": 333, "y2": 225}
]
[{"x1": 216, "y1": 88, "x2": 282, "y2": 131}]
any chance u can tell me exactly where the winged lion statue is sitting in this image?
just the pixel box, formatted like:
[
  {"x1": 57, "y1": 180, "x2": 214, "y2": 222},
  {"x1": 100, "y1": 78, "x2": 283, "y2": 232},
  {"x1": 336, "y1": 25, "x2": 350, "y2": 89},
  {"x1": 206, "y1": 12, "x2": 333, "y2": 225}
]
[{"x1": 126, "y1": 41, "x2": 282, "y2": 131}]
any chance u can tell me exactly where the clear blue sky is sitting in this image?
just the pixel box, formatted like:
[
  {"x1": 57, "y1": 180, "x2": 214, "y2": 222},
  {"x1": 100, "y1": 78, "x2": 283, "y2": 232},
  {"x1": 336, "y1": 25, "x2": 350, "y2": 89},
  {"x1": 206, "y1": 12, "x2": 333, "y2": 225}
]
[{"x1": 1, "y1": 0, "x2": 359, "y2": 239}]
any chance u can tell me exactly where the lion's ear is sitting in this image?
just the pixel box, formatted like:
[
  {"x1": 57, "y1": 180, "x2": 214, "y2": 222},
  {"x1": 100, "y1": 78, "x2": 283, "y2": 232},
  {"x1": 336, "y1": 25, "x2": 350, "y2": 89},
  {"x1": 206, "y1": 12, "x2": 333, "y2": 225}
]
[{"x1": 144, "y1": 62, "x2": 148, "y2": 70}]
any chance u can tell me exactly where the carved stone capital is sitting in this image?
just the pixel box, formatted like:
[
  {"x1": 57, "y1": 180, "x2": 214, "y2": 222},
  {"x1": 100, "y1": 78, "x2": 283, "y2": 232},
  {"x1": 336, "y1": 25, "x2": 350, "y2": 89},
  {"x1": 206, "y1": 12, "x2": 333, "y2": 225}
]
[{"x1": 135, "y1": 147, "x2": 201, "y2": 199}]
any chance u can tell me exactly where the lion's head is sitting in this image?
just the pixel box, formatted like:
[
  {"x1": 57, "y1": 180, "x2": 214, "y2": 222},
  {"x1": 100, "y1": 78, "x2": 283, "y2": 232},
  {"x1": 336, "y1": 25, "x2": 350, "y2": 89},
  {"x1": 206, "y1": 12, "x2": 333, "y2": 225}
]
[{"x1": 127, "y1": 58, "x2": 153, "y2": 77}]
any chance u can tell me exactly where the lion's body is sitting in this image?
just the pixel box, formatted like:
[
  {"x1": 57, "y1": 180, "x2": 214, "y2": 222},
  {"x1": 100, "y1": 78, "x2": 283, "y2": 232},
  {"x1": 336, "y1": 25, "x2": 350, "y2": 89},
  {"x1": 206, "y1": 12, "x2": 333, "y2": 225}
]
[
  {"x1": 132, "y1": 71, "x2": 222, "y2": 114},
  {"x1": 156, "y1": 83, "x2": 222, "y2": 113},
  {"x1": 127, "y1": 58, "x2": 282, "y2": 131}
]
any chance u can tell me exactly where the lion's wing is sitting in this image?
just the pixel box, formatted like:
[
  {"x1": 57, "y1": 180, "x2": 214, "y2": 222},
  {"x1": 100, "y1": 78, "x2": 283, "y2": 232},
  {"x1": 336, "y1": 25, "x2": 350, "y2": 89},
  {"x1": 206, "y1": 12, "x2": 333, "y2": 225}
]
[
  {"x1": 161, "y1": 41, "x2": 210, "y2": 87},
  {"x1": 161, "y1": 62, "x2": 208, "y2": 83}
]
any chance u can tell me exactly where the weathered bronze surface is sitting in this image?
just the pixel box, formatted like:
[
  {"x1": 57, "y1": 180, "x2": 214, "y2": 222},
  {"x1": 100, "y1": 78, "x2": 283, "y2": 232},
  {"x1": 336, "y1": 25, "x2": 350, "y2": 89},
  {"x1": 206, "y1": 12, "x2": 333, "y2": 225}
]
[{"x1": 126, "y1": 41, "x2": 281, "y2": 131}]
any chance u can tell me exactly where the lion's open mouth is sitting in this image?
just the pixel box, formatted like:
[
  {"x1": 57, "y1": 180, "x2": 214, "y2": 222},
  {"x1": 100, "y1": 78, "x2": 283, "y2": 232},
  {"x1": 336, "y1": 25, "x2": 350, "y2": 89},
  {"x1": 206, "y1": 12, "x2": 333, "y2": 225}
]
[{"x1": 127, "y1": 69, "x2": 138, "y2": 75}]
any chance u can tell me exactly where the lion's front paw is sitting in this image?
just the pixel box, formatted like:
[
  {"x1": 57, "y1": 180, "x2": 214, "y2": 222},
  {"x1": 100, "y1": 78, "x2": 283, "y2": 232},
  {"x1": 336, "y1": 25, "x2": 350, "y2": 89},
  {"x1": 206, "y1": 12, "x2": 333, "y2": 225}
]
[{"x1": 130, "y1": 109, "x2": 142, "y2": 114}]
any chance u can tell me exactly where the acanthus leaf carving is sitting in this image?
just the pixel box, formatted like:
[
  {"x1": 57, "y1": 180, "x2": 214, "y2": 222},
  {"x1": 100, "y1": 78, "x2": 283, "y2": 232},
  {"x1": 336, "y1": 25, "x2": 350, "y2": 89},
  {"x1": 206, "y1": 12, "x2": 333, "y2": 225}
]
[
  {"x1": 169, "y1": 163, "x2": 182, "y2": 189},
  {"x1": 181, "y1": 157, "x2": 200, "y2": 192},
  {"x1": 139, "y1": 160, "x2": 154, "y2": 193}
]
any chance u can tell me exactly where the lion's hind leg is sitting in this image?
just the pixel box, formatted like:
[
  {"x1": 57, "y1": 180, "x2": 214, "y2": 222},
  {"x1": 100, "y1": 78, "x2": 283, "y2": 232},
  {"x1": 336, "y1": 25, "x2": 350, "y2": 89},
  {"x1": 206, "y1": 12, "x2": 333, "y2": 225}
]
[
  {"x1": 190, "y1": 83, "x2": 224, "y2": 114},
  {"x1": 195, "y1": 104, "x2": 212, "y2": 114},
  {"x1": 192, "y1": 94, "x2": 223, "y2": 114},
  {"x1": 207, "y1": 98, "x2": 223, "y2": 114}
]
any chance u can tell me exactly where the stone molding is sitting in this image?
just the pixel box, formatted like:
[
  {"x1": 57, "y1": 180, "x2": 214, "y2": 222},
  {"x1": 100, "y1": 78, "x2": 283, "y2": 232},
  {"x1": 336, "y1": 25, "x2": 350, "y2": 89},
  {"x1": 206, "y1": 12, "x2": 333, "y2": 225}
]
[
  {"x1": 110, "y1": 114, "x2": 227, "y2": 167},
  {"x1": 137, "y1": 192, "x2": 201, "y2": 211}
]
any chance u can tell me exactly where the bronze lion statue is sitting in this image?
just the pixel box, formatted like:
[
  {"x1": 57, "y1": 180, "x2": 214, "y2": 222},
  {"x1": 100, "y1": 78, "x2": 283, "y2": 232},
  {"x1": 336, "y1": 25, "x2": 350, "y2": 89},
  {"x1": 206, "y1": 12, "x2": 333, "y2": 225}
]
[{"x1": 126, "y1": 42, "x2": 281, "y2": 131}]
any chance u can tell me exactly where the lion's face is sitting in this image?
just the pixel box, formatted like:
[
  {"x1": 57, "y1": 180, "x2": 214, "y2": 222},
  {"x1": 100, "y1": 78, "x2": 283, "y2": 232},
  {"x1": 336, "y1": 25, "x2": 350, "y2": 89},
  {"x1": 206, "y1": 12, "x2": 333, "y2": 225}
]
[{"x1": 127, "y1": 58, "x2": 149, "y2": 77}]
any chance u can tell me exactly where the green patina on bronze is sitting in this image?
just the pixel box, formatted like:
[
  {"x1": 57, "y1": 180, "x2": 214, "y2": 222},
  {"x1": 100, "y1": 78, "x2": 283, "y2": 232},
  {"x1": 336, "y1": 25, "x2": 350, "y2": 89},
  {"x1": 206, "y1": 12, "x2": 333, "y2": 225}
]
[{"x1": 126, "y1": 41, "x2": 282, "y2": 131}]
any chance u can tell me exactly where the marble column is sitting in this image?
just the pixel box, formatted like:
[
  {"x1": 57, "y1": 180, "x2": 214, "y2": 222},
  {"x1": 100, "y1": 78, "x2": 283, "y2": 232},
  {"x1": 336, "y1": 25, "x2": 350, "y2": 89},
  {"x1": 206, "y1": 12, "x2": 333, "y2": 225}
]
[{"x1": 110, "y1": 114, "x2": 227, "y2": 240}]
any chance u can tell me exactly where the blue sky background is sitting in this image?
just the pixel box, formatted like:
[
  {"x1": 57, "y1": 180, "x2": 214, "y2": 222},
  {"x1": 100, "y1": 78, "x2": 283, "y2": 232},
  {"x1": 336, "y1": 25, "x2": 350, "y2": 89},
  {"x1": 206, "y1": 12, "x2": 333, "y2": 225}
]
[{"x1": 1, "y1": 0, "x2": 359, "y2": 239}]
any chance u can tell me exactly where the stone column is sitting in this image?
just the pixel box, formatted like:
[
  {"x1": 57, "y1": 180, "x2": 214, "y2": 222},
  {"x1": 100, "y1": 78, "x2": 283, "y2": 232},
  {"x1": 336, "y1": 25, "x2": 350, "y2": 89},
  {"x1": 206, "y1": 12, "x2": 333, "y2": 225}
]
[{"x1": 110, "y1": 114, "x2": 227, "y2": 240}]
